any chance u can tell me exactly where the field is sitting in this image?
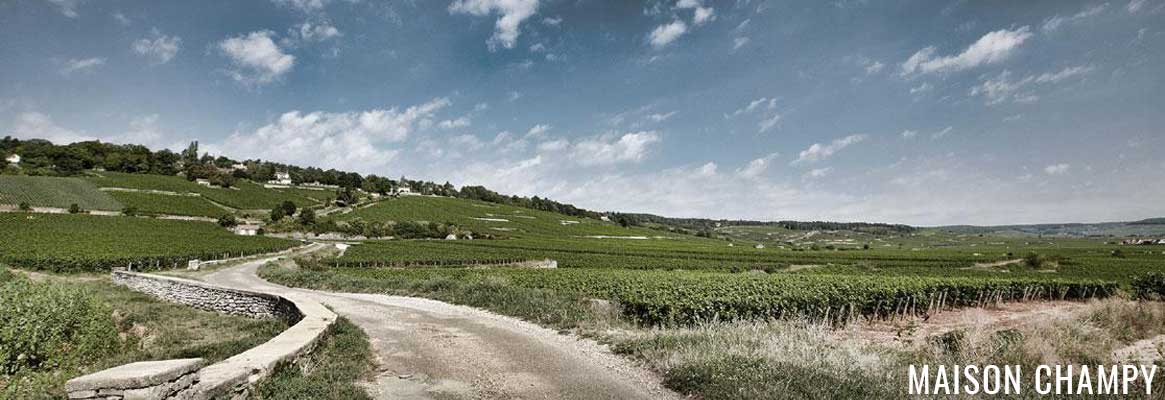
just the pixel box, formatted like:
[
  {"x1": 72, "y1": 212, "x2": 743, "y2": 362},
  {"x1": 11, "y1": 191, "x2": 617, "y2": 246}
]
[
  {"x1": 0, "y1": 213, "x2": 298, "y2": 272},
  {"x1": 335, "y1": 195, "x2": 662, "y2": 238},
  {"x1": 0, "y1": 175, "x2": 122, "y2": 211},
  {"x1": 107, "y1": 191, "x2": 228, "y2": 217},
  {"x1": 86, "y1": 172, "x2": 322, "y2": 210}
]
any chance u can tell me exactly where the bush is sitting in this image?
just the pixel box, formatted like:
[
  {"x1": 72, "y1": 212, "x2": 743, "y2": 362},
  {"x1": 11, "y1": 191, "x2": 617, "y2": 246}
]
[
  {"x1": 122, "y1": 206, "x2": 138, "y2": 217},
  {"x1": 1132, "y1": 273, "x2": 1165, "y2": 300},
  {"x1": 0, "y1": 274, "x2": 119, "y2": 376},
  {"x1": 17, "y1": 202, "x2": 31, "y2": 212},
  {"x1": 218, "y1": 214, "x2": 239, "y2": 228},
  {"x1": 67, "y1": 203, "x2": 82, "y2": 214}
]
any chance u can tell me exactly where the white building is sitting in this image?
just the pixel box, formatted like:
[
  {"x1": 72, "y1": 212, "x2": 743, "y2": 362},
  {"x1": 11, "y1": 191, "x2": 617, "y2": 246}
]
[
  {"x1": 195, "y1": 178, "x2": 212, "y2": 187},
  {"x1": 233, "y1": 224, "x2": 260, "y2": 236},
  {"x1": 231, "y1": 163, "x2": 247, "y2": 171},
  {"x1": 270, "y1": 172, "x2": 292, "y2": 185},
  {"x1": 754, "y1": 243, "x2": 765, "y2": 249},
  {"x1": 395, "y1": 186, "x2": 413, "y2": 195},
  {"x1": 5, "y1": 154, "x2": 19, "y2": 165}
]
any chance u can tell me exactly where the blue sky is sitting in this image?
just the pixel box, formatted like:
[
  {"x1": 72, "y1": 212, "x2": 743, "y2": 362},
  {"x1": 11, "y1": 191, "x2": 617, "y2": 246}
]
[{"x1": 1, "y1": 0, "x2": 1162, "y2": 225}]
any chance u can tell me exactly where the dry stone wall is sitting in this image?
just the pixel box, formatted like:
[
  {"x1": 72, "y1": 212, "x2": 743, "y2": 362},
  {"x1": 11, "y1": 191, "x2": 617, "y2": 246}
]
[{"x1": 111, "y1": 271, "x2": 301, "y2": 322}]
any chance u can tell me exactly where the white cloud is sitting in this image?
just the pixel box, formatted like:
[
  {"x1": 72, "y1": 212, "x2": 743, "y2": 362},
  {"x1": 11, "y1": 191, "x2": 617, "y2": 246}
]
[
  {"x1": 693, "y1": 7, "x2": 716, "y2": 25},
  {"x1": 909, "y1": 82, "x2": 933, "y2": 94},
  {"x1": 1044, "y1": 163, "x2": 1071, "y2": 175},
  {"x1": 7, "y1": 112, "x2": 184, "y2": 150},
  {"x1": 60, "y1": 57, "x2": 105, "y2": 75},
  {"x1": 218, "y1": 31, "x2": 295, "y2": 86},
  {"x1": 569, "y1": 131, "x2": 661, "y2": 166},
  {"x1": 758, "y1": 114, "x2": 781, "y2": 133},
  {"x1": 132, "y1": 32, "x2": 181, "y2": 65},
  {"x1": 271, "y1": 0, "x2": 330, "y2": 13},
  {"x1": 932, "y1": 126, "x2": 953, "y2": 139},
  {"x1": 112, "y1": 12, "x2": 130, "y2": 25},
  {"x1": 696, "y1": 161, "x2": 718, "y2": 177},
  {"x1": 647, "y1": 111, "x2": 677, "y2": 122},
  {"x1": 901, "y1": 129, "x2": 918, "y2": 139},
  {"x1": 537, "y1": 138, "x2": 568, "y2": 152},
  {"x1": 737, "y1": 153, "x2": 779, "y2": 178},
  {"x1": 211, "y1": 98, "x2": 450, "y2": 174},
  {"x1": 794, "y1": 134, "x2": 867, "y2": 164},
  {"x1": 295, "y1": 22, "x2": 342, "y2": 42},
  {"x1": 1042, "y1": 3, "x2": 1109, "y2": 32},
  {"x1": 804, "y1": 167, "x2": 832, "y2": 180},
  {"x1": 649, "y1": 20, "x2": 688, "y2": 48},
  {"x1": 438, "y1": 116, "x2": 471, "y2": 129},
  {"x1": 449, "y1": 0, "x2": 540, "y2": 50},
  {"x1": 726, "y1": 97, "x2": 776, "y2": 118},
  {"x1": 1127, "y1": 0, "x2": 1148, "y2": 13},
  {"x1": 970, "y1": 66, "x2": 1093, "y2": 105},
  {"x1": 733, "y1": 37, "x2": 750, "y2": 50},
  {"x1": 864, "y1": 60, "x2": 885, "y2": 74},
  {"x1": 45, "y1": 0, "x2": 83, "y2": 18},
  {"x1": 675, "y1": 0, "x2": 702, "y2": 8},
  {"x1": 900, "y1": 26, "x2": 1032, "y2": 75},
  {"x1": 507, "y1": 91, "x2": 523, "y2": 102},
  {"x1": 526, "y1": 124, "x2": 550, "y2": 137},
  {"x1": 542, "y1": 16, "x2": 562, "y2": 26}
]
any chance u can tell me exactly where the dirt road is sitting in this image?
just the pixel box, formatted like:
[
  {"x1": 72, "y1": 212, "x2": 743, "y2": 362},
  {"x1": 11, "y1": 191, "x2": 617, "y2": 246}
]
[{"x1": 203, "y1": 255, "x2": 680, "y2": 400}]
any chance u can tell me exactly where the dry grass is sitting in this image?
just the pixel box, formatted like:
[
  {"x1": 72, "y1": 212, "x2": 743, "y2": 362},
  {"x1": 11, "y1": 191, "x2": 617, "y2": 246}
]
[{"x1": 612, "y1": 298, "x2": 1165, "y2": 399}]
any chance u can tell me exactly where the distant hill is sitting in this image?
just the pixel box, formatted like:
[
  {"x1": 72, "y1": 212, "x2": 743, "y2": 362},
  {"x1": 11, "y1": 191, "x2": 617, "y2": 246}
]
[{"x1": 934, "y1": 220, "x2": 1165, "y2": 237}]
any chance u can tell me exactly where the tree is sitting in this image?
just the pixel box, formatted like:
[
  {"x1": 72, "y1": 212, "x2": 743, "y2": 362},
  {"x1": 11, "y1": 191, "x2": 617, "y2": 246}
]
[
  {"x1": 280, "y1": 201, "x2": 297, "y2": 218},
  {"x1": 68, "y1": 203, "x2": 82, "y2": 214},
  {"x1": 335, "y1": 188, "x2": 357, "y2": 206},
  {"x1": 180, "y1": 141, "x2": 199, "y2": 167},
  {"x1": 298, "y1": 208, "x2": 316, "y2": 225},
  {"x1": 17, "y1": 202, "x2": 31, "y2": 211},
  {"x1": 218, "y1": 214, "x2": 239, "y2": 228},
  {"x1": 122, "y1": 206, "x2": 138, "y2": 216}
]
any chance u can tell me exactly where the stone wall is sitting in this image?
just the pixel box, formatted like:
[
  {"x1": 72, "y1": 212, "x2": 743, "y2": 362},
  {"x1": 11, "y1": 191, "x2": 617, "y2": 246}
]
[
  {"x1": 112, "y1": 271, "x2": 301, "y2": 323},
  {"x1": 68, "y1": 271, "x2": 336, "y2": 399}
]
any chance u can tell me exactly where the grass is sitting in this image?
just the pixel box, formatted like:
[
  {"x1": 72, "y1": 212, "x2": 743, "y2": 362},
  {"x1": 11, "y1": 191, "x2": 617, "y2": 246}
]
[
  {"x1": 107, "y1": 190, "x2": 228, "y2": 217},
  {"x1": 0, "y1": 269, "x2": 285, "y2": 399},
  {"x1": 252, "y1": 318, "x2": 374, "y2": 400},
  {"x1": 0, "y1": 175, "x2": 122, "y2": 210},
  {"x1": 612, "y1": 299, "x2": 1165, "y2": 399}
]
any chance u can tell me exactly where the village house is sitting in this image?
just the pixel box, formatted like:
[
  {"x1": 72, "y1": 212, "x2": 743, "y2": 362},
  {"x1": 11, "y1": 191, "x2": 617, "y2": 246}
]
[
  {"x1": 5, "y1": 154, "x2": 19, "y2": 165},
  {"x1": 754, "y1": 243, "x2": 765, "y2": 249},
  {"x1": 230, "y1": 163, "x2": 247, "y2": 171},
  {"x1": 394, "y1": 186, "x2": 414, "y2": 195},
  {"x1": 270, "y1": 171, "x2": 293, "y2": 186},
  {"x1": 232, "y1": 224, "x2": 260, "y2": 236},
  {"x1": 195, "y1": 178, "x2": 212, "y2": 187}
]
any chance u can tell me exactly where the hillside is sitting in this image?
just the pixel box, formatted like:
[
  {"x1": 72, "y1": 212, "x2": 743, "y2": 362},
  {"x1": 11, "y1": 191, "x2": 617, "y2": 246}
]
[{"x1": 0, "y1": 175, "x2": 122, "y2": 210}]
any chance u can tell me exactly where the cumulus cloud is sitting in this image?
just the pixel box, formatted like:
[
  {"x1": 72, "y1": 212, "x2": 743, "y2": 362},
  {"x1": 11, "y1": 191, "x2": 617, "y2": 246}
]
[
  {"x1": 692, "y1": 7, "x2": 716, "y2": 25},
  {"x1": 211, "y1": 98, "x2": 450, "y2": 173},
  {"x1": 218, "y1": 31, "x2": 295, "y2": 86},
  {"x1": 864, "y1": 60, "x2": 885, "y2": 74},
  {"x1": 526, "y1": 124, "x2": 550, "y2": 138},
  {"x1": 294, "y1": 22, "x2": 342, "y2": 42},
  {"x1": 569, "y1": 131, "x2": 661, "y2": 166},
  {"x1": 7, "y1": 112, "x2": 184, "y2": 150},
  {"x1": 900, "y1": 26, "x2": 1032, "y2": 75},
  {"x1": 793, "y1": 134, "x2": 867, "y2": 164},
  {"x1": 901, "y1": 129, "x2": 918, "y2": 139},
  {"x1": 449, "y1": 0, "x2": 540, "y2": 50},
  {"x1": 1044, "y1": 163, "x2": 1071, "y2": 175},
  {"x1": 60, "y1": 57, "x2": 105, "y2": 75},
  {"x1": 1042, "y1": 3, "x2": 1109, "y2": 32},
  {"x1": 132, "y1": 32, "x2": 181, "y2": 65},
  {"x1": 804, "y1": 167, "x2": 832, "y2": 180},
  {"x1": 649, "y1": 20, "x2": 688, "y2": 48},
  {"x1": 438, "y1": 116, "x2": 471, "y2": 129}
]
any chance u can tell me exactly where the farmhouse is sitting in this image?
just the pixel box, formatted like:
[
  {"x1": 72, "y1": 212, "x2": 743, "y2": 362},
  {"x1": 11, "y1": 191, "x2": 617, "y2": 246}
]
[
  {"x1": 754, "y1": 243, "x2": 765, "y2": 249},
  {"x1": 195, "y1": 178, "x2": 212, "y2": 187},
  {"x1": 395, "y1": 186, "x2": 414, "y2": 195},
  {"x1": 232, "y1": 224, "x2": 260, "y2": 236},
  {"x1": 5, "y1": 154, "x2": 19, "y2": 165},
  {"x1": 268, "y1": 171, "x2": 292, "y2": 186}
]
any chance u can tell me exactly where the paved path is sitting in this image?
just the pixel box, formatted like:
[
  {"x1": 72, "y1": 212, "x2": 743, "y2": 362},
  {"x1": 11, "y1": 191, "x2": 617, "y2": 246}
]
[{"x1": 203, "y1": 253, "x2": 680, "y2": 400}]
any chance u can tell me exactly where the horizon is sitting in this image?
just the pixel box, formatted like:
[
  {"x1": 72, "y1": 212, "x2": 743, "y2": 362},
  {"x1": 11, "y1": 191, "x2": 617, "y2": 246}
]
[{"x1": 2, "y1": 0, "x2": 1162, "y2": 226}]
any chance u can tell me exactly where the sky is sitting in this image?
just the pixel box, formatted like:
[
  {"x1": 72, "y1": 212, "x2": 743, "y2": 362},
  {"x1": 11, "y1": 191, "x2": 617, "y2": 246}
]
[{"x1": 1, "y1": 0, "x2": 1163, "y2": 226}]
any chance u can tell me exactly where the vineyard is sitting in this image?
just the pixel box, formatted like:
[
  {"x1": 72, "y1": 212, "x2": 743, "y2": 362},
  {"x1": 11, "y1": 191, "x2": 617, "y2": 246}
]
[
  {"x1": 0, "y1": 213, "x2": 298, "y2": 272},
  {"x1": 0, "y1": 175, "x2": 123, "y2": 210},
  {"x1": 107, "y1": 191, "x2": 228, "y2": 217},
  {"x1": 86, "y1": 172, "x2": 322, "y2": 210},
  {"x1": 336, "y1": 196, "x2": 664, "y2": 238}
]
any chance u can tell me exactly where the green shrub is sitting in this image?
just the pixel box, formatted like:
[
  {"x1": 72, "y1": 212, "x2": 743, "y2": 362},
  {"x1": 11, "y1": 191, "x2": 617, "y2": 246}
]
[
  {"x1": 67, "y1": 203, "x2": 82, "y2": 214},
  {"x1": 0, "y1": 274, "x2": 119, "y2": 376},
  {"x1": 17, "y1": 202, "x2": 31, "y2": 212},
  {"x1": 1132, "y1": 273, "x2": 1165, "y2": 300}
]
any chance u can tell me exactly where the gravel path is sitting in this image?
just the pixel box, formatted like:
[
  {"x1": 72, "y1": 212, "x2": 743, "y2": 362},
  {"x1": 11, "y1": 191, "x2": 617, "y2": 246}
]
[{"x1": 203, "y1": 254, "x2": 680, "y2": 400}]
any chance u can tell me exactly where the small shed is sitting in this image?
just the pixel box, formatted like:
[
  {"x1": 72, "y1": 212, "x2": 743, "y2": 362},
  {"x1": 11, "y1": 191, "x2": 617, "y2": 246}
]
[{"x1": 233, "y1": 224, "x2": 260, "y2": 236}]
